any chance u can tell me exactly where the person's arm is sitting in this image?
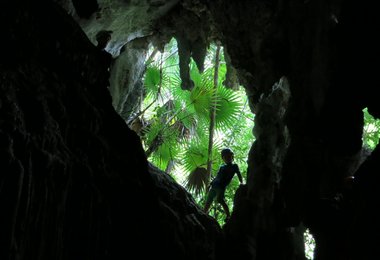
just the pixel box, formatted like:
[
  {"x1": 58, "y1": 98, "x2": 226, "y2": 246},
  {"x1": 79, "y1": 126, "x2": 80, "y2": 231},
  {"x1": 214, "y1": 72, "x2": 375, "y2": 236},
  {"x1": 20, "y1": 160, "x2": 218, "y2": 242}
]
[
  {"x1": 235, "y1": 164, "x2": 243, "y2": 184},
  {"x1": 207, "y1": 177, "x2": 215, "y2": 191}
]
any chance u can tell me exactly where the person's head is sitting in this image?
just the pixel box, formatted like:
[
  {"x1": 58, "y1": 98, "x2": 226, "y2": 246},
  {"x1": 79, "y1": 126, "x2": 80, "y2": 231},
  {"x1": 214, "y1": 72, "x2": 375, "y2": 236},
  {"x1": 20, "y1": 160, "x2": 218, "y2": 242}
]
[
  {"x1": 221, "y1": 148, "x2": 234, "y2": 163},
  {"x1": 96, "y1": 30, "x2": 112, "y2": 50}
]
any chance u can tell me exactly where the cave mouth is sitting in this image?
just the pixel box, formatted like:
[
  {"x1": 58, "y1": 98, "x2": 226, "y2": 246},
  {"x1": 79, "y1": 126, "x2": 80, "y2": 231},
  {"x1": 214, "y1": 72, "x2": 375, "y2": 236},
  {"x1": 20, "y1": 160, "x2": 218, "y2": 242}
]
[{"x1": 124, "y1": 38, "x2": 255, "y2": 224}]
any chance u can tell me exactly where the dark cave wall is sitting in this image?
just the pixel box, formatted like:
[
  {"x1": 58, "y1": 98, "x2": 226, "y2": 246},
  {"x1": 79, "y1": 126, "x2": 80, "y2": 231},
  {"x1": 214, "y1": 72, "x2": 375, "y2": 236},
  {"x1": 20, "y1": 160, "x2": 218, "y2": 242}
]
[
  {"x1": 0, "y1": 2, "x2": 220, "y2": 259},
  {"x1": 204, "y1": 0, "x2": 380, "y2": 259},
  {"x1": 281, "y1": 2, "x2": 380, "y2": 258},
  {"x1": 204, "y1": 0, "x2": 288, "y2": 108}
]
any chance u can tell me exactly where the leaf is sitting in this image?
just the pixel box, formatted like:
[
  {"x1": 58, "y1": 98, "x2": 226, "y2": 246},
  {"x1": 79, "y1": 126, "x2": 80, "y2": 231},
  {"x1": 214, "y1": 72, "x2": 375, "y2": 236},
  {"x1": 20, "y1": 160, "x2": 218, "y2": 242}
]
[
  {"x1": 185, "y1": 167, "x2": 208, "y2": 196},
  {"x1": 182, "y1": 139, "x2": 209, "y2": 174},
  {"x1": 214, "y1": 85, "x2": 242, "y2": 131},
  {"x1": 362, "y1": 107, "x2": 380, "y2": 149},
  {"x1": 144, "y1": 65, "x2": 161, "y2": 97},
  {"x1": 151, "y1": 139, "x2": 180, "y2": 169},
  {"x1": 190, "y1": 84, "x2": 213, "y2": 120},
  {"x1": 181, "y1": 136, "x2": 222, "y2": 178}
]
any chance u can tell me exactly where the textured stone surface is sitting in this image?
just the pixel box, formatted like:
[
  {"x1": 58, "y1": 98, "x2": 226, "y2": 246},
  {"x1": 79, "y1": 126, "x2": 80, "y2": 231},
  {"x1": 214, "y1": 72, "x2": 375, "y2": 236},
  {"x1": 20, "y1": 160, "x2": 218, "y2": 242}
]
[
  {"x1": 0, "y1": 2, "x2": 220, "y2": 259},
  {"x1": 109, "y1": 37, "x2": 149, "y2": 119}
]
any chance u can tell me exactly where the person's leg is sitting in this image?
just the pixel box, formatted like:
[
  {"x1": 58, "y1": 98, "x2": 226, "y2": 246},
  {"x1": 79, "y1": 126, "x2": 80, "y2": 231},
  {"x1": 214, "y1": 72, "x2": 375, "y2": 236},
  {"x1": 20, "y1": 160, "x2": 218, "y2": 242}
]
[
  {"x1": 216, "y1": 189, "x2": 230, "y2": 219},
  {"x1": 219, "y1": 199, "x2": 230, "y2": 219},
  {"x1": 204, "y1": 188, "x2": 216, "y2": 213},
  {"x1": 204, "y1": 199, "x2": 212, "y2": 213}
]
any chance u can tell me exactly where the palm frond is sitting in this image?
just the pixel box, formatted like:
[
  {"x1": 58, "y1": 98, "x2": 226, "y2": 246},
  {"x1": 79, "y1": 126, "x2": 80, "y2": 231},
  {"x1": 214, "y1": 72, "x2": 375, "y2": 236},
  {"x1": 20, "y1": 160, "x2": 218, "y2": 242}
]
[
  {"x1": 176, "y1": 104, "x2": 197, "y2": 133},
  {"x1": 190, "y1": 85, "x2": 213, "y2": 120},
  {"x1": 181, "y1": 135, "x2": 222, "y2": 176},
  {"x1": 201, "y1": 66, "x2": 215, "y2": 86},
  {"x1": 218, "y1": 63, "x2": 227, "y2": 84},
  {"x1": 144, "y1": 65, "x2": 161, "y2": 97},
  {"x1": 185, "y1": 167, "x2": 208, "y2": 196},
  {"x1": 190, "y1": 61, "x2": 203, "y2": 87},
  {"x1": 182, "y1": 139, "x2": 209, "y2": 174},
  {"x1": 214, "y1": 85, "x2": 243, "y2": 131},
  {"x1": 151, "y1": 137, "x2": 180, "y2": 170},
  {"x1": 171, "y1": 76, "x2": 191, "y2": 103},
  {"x1": 194, "y1": 120, "x2": 209, "y2": 137},
  {"x1": 143, "y1": 119, "x2": 161, "y2": 145},
  {"x1": 167, "y1": 69, "x2": 182, "y2": 90}
]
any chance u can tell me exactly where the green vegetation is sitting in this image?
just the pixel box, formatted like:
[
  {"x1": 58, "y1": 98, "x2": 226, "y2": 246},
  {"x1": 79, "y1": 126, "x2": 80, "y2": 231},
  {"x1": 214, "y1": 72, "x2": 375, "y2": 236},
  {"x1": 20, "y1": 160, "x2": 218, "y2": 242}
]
[
  {"x1": 304, "y1": 229, "x2": 315, "y2": 260},
  {"x1": 133, "y1": 39, "x2": 380, "y2": 254},
  {"x1": 362, "y1": 107, "x2": 380, "y2": 149},
  {"x1": 133, "y1": 39, "x2": 255, "y2": 223}
]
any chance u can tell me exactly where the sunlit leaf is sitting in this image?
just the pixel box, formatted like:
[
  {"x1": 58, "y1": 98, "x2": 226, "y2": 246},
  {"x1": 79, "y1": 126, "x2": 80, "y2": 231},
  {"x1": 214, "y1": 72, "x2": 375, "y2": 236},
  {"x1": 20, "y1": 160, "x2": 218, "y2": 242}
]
[
  {"x1": 215, "y1": 85, "x2": 242, "y2": 131},
  {"x1": 144, "y1": 65, "x2": 161, "y2": 97}
]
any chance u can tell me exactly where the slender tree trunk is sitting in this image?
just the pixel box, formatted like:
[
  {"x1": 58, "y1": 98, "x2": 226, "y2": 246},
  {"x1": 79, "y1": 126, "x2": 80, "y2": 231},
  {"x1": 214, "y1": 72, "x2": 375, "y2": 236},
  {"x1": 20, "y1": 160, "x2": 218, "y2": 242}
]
[
  {"x1": 145, "y1": 47, "x2": 159, "y2": 66},
  {"x1": 206, "y1": 44, "x2": 221, "y2": 184},
  {"x1": 158, "y1": 52, "x2": 163, "y2": 100},
  {"x1": 165, "y1": 160, "x2": 175, "y2": 174}
]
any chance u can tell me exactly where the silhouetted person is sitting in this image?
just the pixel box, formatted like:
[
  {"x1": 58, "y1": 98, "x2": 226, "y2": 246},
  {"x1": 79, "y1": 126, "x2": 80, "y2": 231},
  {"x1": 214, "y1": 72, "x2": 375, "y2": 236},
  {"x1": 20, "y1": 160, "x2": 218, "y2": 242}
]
[{"x1": 204, "y1": 148, "x2": 243, "y2": 220}]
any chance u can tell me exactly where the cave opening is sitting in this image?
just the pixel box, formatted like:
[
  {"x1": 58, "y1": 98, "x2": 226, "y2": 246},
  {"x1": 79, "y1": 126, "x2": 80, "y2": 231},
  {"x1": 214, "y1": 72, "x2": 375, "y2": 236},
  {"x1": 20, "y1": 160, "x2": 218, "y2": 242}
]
[{"x1": 124, "y1": 38, "x2": 255, "y2": 225}]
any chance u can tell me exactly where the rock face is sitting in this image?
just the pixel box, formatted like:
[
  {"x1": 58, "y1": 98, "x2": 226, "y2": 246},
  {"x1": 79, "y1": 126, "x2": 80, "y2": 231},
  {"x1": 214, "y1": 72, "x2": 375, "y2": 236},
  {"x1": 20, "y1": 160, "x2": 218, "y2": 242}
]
[
  {"x1": 0, "y1": 2, "x2": 220, "y2": 259},
  {"x1": 109, "y1": 37, "x2": 148, "y2": 119},
  {"x1": 206, "y1": 1, "x2": 380, "y2": 259},
  {"x1": 1, "y1": 0, "x2": 380, "y2": 260}
]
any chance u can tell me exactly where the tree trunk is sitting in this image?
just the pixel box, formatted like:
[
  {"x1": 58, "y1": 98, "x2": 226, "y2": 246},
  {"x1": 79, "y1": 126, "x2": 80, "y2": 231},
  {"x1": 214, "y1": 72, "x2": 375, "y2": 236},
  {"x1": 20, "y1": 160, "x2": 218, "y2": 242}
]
[
  {"x1": 165, "y1": 160, "x2": 175, "y2": 174},
  {"x1": 206, "y1": 44, "x2": 221, "y2": 183}
]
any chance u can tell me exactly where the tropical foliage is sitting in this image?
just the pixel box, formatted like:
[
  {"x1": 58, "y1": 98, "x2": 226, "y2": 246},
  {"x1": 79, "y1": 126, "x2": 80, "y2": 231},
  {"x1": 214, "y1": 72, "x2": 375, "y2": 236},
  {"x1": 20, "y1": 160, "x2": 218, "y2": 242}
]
[
  {"x1": 362, "y1": 107, "x2": 380, "y2": 149},
  {"x1": 304, "y1": 228, "x2": 316, "y2": 260},
  {"x1": 133, "y1": 39, "x2": 255, "y2": 223},
  {"x1": 136, "y1": 40, "x2": 380, "y2": 228}
]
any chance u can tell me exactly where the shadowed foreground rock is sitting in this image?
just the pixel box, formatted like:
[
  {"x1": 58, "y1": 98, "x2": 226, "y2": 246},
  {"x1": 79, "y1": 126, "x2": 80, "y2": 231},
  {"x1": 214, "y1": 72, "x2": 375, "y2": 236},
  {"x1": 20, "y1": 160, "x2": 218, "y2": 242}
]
[{"x1": 0, "y1": 2, "x2": 220, "y2": 259}]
